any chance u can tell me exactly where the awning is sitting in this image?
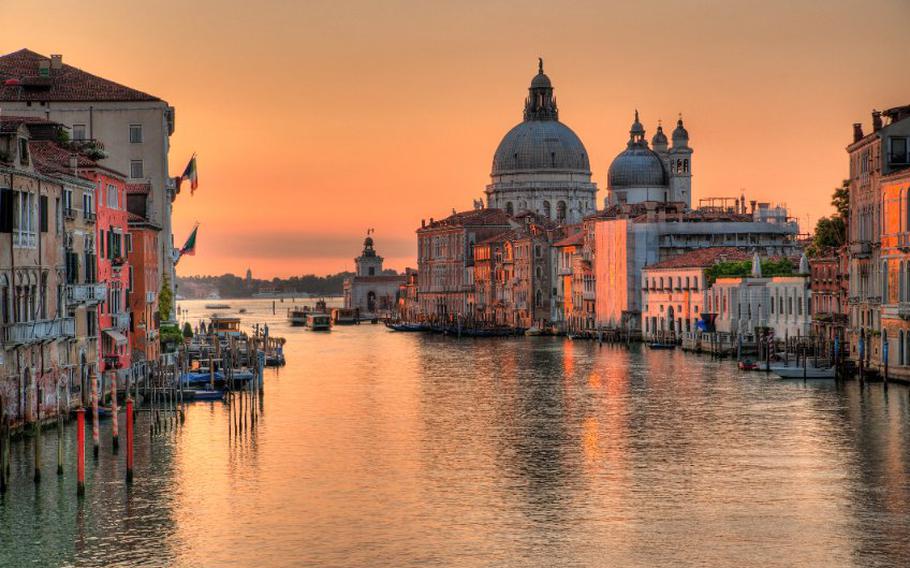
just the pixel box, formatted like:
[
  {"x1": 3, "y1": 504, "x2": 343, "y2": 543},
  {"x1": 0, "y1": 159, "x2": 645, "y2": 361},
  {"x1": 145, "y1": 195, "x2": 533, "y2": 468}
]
[{"x1": 104, "y1": 330, "x2": 128, "y2": 345}]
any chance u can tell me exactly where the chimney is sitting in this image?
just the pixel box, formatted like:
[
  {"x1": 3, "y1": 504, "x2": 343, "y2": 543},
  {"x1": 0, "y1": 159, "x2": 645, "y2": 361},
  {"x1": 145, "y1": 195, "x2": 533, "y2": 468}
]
[
  {"x1": 853, "y1": 123, "x2": 864, "y2": 142},
  {"x1": 750, "y1": 200, "x2": 756, "y2": 215},
  {"x1": 421, "y1": 219, "x2": 425, "y2": 228},
  {"x1": 872, "y1": 109, "x2": 883, "y2": 132},
  {"x1": 50, "y1": 54, "x2": 63, "y2": 70}
]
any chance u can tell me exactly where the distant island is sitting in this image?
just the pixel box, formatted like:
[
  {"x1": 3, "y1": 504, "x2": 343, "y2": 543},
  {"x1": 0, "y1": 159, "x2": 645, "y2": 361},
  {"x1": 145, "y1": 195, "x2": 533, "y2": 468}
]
[{"x1": 176, "y1": 270, "x2": 402, "y2": 300}]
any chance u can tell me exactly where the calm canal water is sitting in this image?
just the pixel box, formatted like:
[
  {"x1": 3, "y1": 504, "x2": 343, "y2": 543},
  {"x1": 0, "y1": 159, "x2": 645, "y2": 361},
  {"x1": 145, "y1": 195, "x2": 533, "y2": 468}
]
[{"x1": 1, "y1": 298, "x2": 909, "y2": 567}]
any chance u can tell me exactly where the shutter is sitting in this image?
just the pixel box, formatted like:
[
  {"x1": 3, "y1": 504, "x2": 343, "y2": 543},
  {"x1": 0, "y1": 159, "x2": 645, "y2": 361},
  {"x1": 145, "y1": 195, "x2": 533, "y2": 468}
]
[
  {"x1": 39, "y1": 195, "x2": 48, "y2": 232},
  {"x1": 0, "y1": 189, "x2": 12, "y2": 233}
]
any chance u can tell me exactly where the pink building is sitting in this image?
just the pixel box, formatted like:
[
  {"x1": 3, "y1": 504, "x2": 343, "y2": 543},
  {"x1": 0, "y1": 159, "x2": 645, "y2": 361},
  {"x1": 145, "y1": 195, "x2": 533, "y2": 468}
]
[{"x1": 84, "y1": 167, "x2": 132, "y2": 376}]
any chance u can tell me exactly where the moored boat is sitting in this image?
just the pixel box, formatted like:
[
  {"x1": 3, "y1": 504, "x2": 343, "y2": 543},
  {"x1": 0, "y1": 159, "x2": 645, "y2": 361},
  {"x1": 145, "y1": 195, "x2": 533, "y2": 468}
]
[
  {"x1": 648, "y1": 342, "x2": 676, "y2": 350},
  {"x1": 186, "y1": 388, "x2": 225, "y2": 402},
  {"x1": 305, "y1": 311, "x2": 332, "y2": 331},
  {"x1": 205, "y1": 303, "x2": 231, "y2": 310},
  {"x1": 738, "y1": 359, "x2": 759, "y2": 371},
  {"x1": 771, "y1": 366, "x2": 836, "y2": 379},
  {"x1": 287, "y1": 307, "x2": 308, "y2": 326},
  {"x1": 385, "y1": 322, "x2": 426, "y2": 332}
]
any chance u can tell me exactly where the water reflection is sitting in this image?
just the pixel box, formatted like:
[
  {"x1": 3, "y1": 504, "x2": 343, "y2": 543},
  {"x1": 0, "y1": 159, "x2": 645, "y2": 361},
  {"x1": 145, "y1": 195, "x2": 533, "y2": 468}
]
[{"x1": 0, "y1": 299, "x2": 907, "y2": 567}]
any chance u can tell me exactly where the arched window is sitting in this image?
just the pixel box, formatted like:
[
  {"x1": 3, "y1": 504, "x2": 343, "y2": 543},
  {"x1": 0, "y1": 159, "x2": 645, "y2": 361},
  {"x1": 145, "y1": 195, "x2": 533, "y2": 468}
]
[
  {"x1": 506, "y1": 202, "x2": 514, "y2": 216},
  {"x1": 543, "y1": 201, "x2": 551, "y2": 219},
  {"x1": 676, "y1": 159, "x2": 682, "y2": 174},
  {"x1": 536, "y1": 289, "x2": 543, "y2": 307},
  {"x1": 883, "y1": 260, "x2": 889, "y2": 301},
  {"x1": 683, "y1": 159, "x2": 689, "y2": 173},
  {"x1": 556, "y1": 201, "x2": 567, "y2": 222}
]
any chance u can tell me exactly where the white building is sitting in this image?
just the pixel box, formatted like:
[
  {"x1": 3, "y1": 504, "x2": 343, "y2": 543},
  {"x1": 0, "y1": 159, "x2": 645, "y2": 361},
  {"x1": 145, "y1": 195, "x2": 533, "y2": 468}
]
[
  {"x1": 485, "y1": 60, "x2": 597, "y2": 224},
  {"x1": 0, "y1": 49, "x2": 177, "y2": 293},
  {"x1": 594, "y1": 201, "x2": 801, "y2": 334},
  {"x1": 343, "y1": 236, "x2": 404, "y2": 316},
  {"x1": 606, "y1": 111, "x2": 692, "y2": 208},
  {"x1": 706, "y1": 253, "x2": 812, "y2": 339}
]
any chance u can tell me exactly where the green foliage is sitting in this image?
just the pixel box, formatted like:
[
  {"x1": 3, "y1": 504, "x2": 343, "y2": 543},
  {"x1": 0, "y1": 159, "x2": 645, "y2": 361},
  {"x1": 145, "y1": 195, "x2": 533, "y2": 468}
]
[
  {"x1": 159, "y1": 274, "x2": 174, "y2": 322},
  {"x1": 160, "y1": 324, "x2": 183, "y2": 353},
  {"x1": 831, "y1": 180, "x2": 849, "y2": 219},
  {"x1": 705, "y1": 258, "x2": 794, "y2": 285},
  {"x1": 182, "y1": 321, "x2": 194, "y2": 338}
]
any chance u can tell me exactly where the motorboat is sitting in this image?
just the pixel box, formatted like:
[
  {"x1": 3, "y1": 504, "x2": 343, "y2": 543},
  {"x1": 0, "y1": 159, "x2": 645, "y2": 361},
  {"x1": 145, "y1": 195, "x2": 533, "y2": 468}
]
[
  {"x1": 287, "y1": 307, "x2": 308, "y2": 326},
  {"x1": 771, "y1": 366, "x2": 836, "y2": 379},
  {"x1": 205, "y1": 303, "x2": 231, "y2": 310},
  {"x1": 186, "y1": 387, "x2": 225, "y2": 402},
  {"x1": 210, "y1": 315, "x2": 242, "y2": 338},
  {"x1": 332, "y1": 308, "x2": 359, "y2": 325},
  {"x1": 305, "y1": 312, "x2": 332, "y2": 331},
  {"x1": 648, "y1": 342, "x2": 676, "y2": 350},
  {"x1": 738, "y1": 359, "x2": 759, "y2": 371},
  {"x1": 385, "y1": 322, "x2": 426, "y2": 332}
]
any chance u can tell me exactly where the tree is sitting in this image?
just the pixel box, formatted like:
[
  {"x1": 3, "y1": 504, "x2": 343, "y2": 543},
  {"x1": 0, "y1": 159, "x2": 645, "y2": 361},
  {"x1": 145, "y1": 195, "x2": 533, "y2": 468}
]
[
  {"x1": 159, "y1": 274, "x2": 174, "y2": 322},
  {"x1": 831, "y1": 180, "x2": 849, "y2": 220},
  {"x1": 182, "y1": 321, "x2": 193, "y2": 338},
  {"x1": 809, "y1": 216, "x2": 847, "y2": 255}
]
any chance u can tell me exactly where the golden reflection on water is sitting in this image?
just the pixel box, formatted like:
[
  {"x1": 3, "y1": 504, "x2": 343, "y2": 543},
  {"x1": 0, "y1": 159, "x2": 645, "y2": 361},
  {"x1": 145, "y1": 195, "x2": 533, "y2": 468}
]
[{"x1": 2, "y1": 298, "x2": 909, "y2": 567}]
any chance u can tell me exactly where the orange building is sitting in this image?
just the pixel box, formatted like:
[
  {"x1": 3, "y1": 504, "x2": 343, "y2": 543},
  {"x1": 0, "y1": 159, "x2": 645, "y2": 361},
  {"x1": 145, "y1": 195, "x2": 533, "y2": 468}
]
[{"x1": 126, "y1": 184, "x2": 161, "y2": 365}]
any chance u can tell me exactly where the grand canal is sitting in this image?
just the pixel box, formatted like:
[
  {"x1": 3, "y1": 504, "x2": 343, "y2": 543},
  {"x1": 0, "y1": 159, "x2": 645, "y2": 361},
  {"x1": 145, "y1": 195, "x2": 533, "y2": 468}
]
[{"x1": 1, "y1": 298, "x2": 908, "y2": 567}]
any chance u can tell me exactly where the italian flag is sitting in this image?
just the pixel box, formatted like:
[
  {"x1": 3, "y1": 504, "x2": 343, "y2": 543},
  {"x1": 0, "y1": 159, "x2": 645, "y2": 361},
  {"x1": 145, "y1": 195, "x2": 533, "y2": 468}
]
[
  {"x1": 179, "y1": 224, "x2": 199, "y2": 258},
  {"x1": 180, "y1": 154, "x2": 198, "y2": 194}
]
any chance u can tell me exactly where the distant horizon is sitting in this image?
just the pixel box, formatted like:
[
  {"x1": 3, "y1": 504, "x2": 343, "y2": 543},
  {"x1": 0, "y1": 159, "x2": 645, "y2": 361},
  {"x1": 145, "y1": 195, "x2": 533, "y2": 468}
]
[{"x1": 5, "y1": 0, "x2": 908, "y2": 276}]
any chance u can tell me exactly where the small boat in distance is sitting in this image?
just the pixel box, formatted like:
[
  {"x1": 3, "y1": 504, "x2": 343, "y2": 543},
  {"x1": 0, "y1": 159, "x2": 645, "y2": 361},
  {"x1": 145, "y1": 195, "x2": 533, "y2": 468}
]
[
  {"x1": 205, "y1": 303, "x2": 231, "y2": 310},
  {"x1": 385, "y1": 322, "x2": 425, "y2": 332},
  {"x1": 305, "y1": 312, "x2": 332, "y2": 331},
  {"x1": 287, "y1": 307, "x2": 308, "y2": 326}
]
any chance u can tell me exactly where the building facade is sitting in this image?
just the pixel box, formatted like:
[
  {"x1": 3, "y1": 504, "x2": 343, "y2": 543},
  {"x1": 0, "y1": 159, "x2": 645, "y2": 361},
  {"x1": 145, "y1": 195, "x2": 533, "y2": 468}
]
[
  {"x1": 343, "y1": 236, "x2": 405, "y2": 317},
  {"x1": 0, "y1": 118, "x2": 73, "y2": 426},
  {"x1": 0, "y1": 49, "x2": 177, "y2": 297},
  {"x1": 126, "y1": 185, "x2": 161, "y2": 366}
]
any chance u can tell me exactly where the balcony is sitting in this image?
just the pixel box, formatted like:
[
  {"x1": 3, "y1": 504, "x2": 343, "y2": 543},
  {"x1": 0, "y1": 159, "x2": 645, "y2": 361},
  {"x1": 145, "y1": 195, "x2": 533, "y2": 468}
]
[
  {"x1": 66, "y1": 283, "x2": 107, "y2": 305},
  {"x1": 63, "y1": 207, "x2": 77, "y2": 220},
  {"x1": 110, "y1": 312, "x2": 130, "y2": 330},
  {"x1": 3, "y1": 317, "x2": 76, "y2": 346},
  {"x1": 850, "y1": 241, "x2": 871, "y2": 258},
  {"x1": 84, "y1": 211, "x2": 96, "y2": 223},
  {"x1": 899, "y1": 303, "x2": 910, "y2": 321},
  {"x1": 111, "y1": 256, "x2": 126, "y2": 269}
]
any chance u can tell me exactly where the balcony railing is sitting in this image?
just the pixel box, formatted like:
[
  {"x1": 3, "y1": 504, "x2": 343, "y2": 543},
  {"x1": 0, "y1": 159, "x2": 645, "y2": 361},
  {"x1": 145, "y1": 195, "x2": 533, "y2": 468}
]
[
  {"x1": 63, "y1": 207, "x2": 77, "y2": 220},
  {"x1": 110, "y1": 312, "x2": 130, "y2": 330},
  {"x1": 899, "y1": 303, "x2": 910, "y2": 321},
  {"x1": 66, "y1": 283, "x2": 107, "y2": 305},
  {"x1": 3, "y1": 317, "x2": 76, "y2": 346},
  {"x1": 84, "y1": 211, "x2": 96, "y2": 223},
  {"x1": 850, "y1": 241, "x2": 871, "y2": 258}
]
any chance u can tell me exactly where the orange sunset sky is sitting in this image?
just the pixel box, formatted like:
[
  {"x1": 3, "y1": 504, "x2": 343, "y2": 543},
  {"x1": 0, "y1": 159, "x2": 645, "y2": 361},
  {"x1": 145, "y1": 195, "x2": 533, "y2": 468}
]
[{"x1": 4, "y1": 0, "x2": 910, "y2": 278}]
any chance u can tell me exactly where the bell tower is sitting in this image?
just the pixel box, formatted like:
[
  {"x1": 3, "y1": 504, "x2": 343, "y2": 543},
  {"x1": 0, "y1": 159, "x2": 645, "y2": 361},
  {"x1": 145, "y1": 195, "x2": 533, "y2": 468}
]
[
  {"x1": 355, "y1": 230, "x2": 384, "y2": 277},
  {"x1": 669, "y1": 115, "x2": 693, "y2": 208}
]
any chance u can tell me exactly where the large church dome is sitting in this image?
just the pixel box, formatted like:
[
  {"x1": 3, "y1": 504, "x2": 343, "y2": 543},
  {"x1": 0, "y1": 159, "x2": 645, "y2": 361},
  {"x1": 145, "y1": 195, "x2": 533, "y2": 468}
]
[
  {"x1": 492, "y1": 120, "x2": 590, "y2": 176},
  {"x1": 607, "y1": 111, "x2": 667, "y2": 189},
  {"x1": 608, "y1": 147, "x2": 667, "y2": 187}
]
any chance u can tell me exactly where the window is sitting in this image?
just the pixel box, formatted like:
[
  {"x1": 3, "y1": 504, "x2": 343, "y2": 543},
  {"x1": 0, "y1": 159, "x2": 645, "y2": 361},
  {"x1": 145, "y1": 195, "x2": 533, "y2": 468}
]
[
  {"x1": 129, "y1": 124, "x2": 143, "y2": 144},
  {"x1": 130, "y1": 160, "x2": 144, "y2": 179},
  {"x1": 891, "y1": 137, "x2": 908, "y2": 165},
  {"x1": 83, "y1": 192, "x2": 94, "y2": 217},
  {"x1": 125, "y1": 233, "x2": 133, "y2": 253},
  {"x1": 73, "y1": 124, "x2": 86, "y2": 141},
  {"x1": 18, "y1": 138, "x2": 29, "y2": 165},
  {"x1": 13, "y1": 191, "x2": 37, "y2": 247},
  {"x1": 107, "y1": 184, "x2": 119, "y2": 209}
]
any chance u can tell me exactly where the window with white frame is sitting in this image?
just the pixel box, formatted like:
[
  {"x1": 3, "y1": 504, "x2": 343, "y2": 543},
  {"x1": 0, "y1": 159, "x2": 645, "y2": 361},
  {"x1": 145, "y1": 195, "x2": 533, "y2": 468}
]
[
  {"x1": 13, "y1": 191, "x2": 36, "y2": 247},
  {"x1": 129, "y1": 124, "x2": 143, "y2": 144},
  {"x1": 83, "y1": 191, "x2": 94, "y2": 216},
  {"x1": 106, "y1": 184, "x2": 119, "y2": 209}
]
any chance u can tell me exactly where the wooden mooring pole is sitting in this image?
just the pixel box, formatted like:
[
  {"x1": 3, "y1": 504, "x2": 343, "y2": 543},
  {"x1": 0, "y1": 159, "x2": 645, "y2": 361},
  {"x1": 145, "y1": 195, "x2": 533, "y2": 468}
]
[
  {"x1": 111, "y1": 372, "x2": 119, "y2": 452},
  {"x1": 76, "y1": 407, "x2": 85, "y2": 497},
  {"x1": 92, "y1": 374, "x2": 100, "y2": 459},
  {"x1": 126, "y1": 397, "x2": 134, "y2": 484}
]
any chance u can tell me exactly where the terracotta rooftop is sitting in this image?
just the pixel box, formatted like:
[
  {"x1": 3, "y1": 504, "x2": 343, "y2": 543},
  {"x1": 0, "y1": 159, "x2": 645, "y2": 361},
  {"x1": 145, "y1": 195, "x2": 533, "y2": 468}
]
[
  {"x1": 0, "y1": 114, "x2": 57, "y2": 133},
  {"x1": 645, "y1": 247, "x2": 754, "y2": 270},
  {"x1": 553, "y1": 230, "x2": 584, "y2": 247},
  {"x1": 418, "y1": 208, "x2": 511, "y2": 231},
  {"x1": 0, "y1": 49, "x2": 161, "y2": 102},
  {"x1": 28, "y1": 139, "x2": 98, "y2": 176},
  {"x1": 477, "y1": 229, "x2": 520, "y2": 246}
]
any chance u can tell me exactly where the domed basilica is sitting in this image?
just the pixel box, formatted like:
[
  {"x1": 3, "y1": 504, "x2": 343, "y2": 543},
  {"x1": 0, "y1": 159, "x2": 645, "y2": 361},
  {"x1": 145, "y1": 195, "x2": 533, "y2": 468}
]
[
  {"x1": 606, "y1": 111, "x2": 693, "y2": 208},
  {"x1": 485, "y1": 61, "x2": 694, "y2": 221},
  {"x1": 486, "y1": 59, "x2": 597, "y2": 224}
]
